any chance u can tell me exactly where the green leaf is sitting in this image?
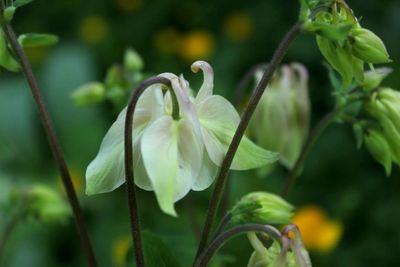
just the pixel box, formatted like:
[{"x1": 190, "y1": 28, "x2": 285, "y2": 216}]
[
  {"x1": 13, "y1": 0, "x2": 34, "y2": 7},
  {"x1": 18, "y1": 33, "x2": 59, "y2": 48},
  {"x1": 141, "y1": 231, "x2": 182, "y2": 267}
]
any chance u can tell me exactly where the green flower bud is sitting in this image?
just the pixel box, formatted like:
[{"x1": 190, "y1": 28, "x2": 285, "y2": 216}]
[
  {"x1": 124, "y1": 48, "x2": 144, "y2": 72},
  {"x1": 231, "y1": 192, "x2": 294, "y2": 226},
  {"x1": 0, "y1": 29, "x2": 20, "y2": 72},
  {"x1": 316, "y1": 36, "x2": 358, "y2": 89},
  {"x1": 27, "y1": 185, "x2": 71, "y2": 223},
  {"x1": 250, "y1": 63, "x2": 310, "y2": 168},
  {"x1": 3, "y1": 6, "x2": 16, "y2": 22},
  {"x1": 364, "y1": 129, "x2": 392, "y2": 175},
  {"x1": 351, "y1": 28, "x2": 391, "y2": 64},
  {"x1": 362, "y1": 68, "x2": 392, "y2": 90},
  {"x1": 105, "y1": 65, "x2": 125, "y2": 88},
  {"x1": 71, "y1": 82, "x2": 105, "y2": 106}
]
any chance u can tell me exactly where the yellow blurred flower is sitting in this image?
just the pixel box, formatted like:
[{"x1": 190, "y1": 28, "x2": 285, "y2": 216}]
[
  {"x1": 57, "y1": 168, "x2": 84, "y2": 195},
  {"x1": 224, "y1": 12, "x2": 253, "y2": 42},
  {"x1": 79, "y1": 16, "x2": 108, "y2": 44},
  {"x1": 154, "y1": 27, "x2": 181, "y2": 55},
  {"x1": 292, "y1": 205, "x2": 343, "y2": 252},
  {"x1": 112, "y1": 236, "x2": 131, "y2": 267},
  {"x1": 115, "y1": 0, "x2": 142, "y2": 12},
  {"x1": 179, "y1": 31, "x2": 215, "y2": 62}
]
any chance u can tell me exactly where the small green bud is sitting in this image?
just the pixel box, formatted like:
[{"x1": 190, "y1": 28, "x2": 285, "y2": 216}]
[
  {"x1": 18, "y1": 33, "x2": 59, "y2": 48},
  {"x1": 316, "y1": 36, "x2": 356, "y2": 89},
  {"x1": 27, "y1": 185, "x2": 71, "y2": 223},
  {"x1": 364, "y1": 129, "x2": 392, "y2": 175},
  {"x1": 0, "y1": 29, "x2": 20, "y2": 72},
  {"x1": 362, "y1": 68, "x2": 392, "y2": 90},
  {"x1": 124, "y1": 48, "x2": 144, "y2": 72},
  {"x1": 304, "y1": 21, "x2": 352, "y2": 42},
  {"x1": 105, "y1": 65, "x2": 125, "y2": 88},
  {"x1": 71, "y1": 82, "x2": 105, "y2": 106},
  {"x1": 3, "y1": 6, "x2": 16, "y2": 22},
  {"x1": 351, "y1": 28, "x2": 391, "y2": 64},
  {"x1": 231, "y1": 192, "x2": 294, "y2": 226}
]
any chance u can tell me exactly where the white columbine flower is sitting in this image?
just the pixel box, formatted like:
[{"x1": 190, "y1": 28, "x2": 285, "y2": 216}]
[{"x1": 86, "y1": 61, "x2": 278, "y2": 216}]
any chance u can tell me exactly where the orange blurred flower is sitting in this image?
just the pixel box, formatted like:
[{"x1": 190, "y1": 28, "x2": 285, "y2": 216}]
[
  {"x1": 224, "y1": 12, "x2": 253, "y2": 41},
  {"x1": 79, "y1": 16, "x2": 108, "y2": 44},
  {"x1": 179, "y1": 31, "x2": 215, "y2": 62},
  {"x1": 112, "y1": 235, "x2": 131, "y2": 267},
  {"x1": 292, "y1": 205, "x2": 343, "y2": 252}
]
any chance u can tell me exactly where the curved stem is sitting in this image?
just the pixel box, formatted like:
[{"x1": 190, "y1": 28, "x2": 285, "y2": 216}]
[
  {"x1": 193, "y1": 224, "x2": 281, "y2": 267},
  {"x1": 124, "y1": 76, "x2": 171, "y2": 267},
  {"x1": 281, "y1": 109, "x2": 340, "y2": 198},
  {"x1": 0, "y1": 16, "x2": 97, "y2": 267},
  {"x1": 212, "y1": 212, "x2": 232, "y2": 239},
  {"x1": 194, "y1": 22, "x2": 302, "y2": 261}
]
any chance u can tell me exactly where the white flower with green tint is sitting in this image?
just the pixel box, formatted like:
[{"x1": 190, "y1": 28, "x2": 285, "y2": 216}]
[{"x1": 86, "y1": 61, "x2": 278, "y2": 216}]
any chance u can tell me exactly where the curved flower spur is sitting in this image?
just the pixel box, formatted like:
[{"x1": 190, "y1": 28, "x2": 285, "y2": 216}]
[{"x1": 86, "y1": 60, "x2": 279, "y2": 216}]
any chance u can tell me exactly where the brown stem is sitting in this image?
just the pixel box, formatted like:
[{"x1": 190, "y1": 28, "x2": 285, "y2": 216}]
[
  {"x1": 0, "y1": 16, "x2": 97, "y2": 267},
  {"x1": 193, "y1": 224, "x2": 281, "y2": 267},
  {"x1": 124, "y1": 76, "x2": 171, "y2": 267},
  {"x1": 194, "y1": 22, "x2": 302, "y2": 262}
]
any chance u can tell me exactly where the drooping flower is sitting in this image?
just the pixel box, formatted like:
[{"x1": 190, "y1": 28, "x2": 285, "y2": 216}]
[
  {"x1": 86, "y1": 61, "x2": 278, "y2": 216},
  {"x1": 250, "y1": 63, "x2": 310, "y2": 169}
]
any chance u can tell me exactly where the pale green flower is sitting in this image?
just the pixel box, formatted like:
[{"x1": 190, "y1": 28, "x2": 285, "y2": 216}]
[
  {"x1": 86, "y1": 61, "x2": 278, "y2": 216},
  {"x1": 250, "y1": 63, "x2": 310, "y2": 169}
]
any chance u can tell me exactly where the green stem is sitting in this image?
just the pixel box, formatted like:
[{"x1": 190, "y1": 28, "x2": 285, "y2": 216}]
[
  {"x1": 281, "y1": 109, "x2": 341, "y2": 198},
  {"x1": 194, "y1": 22, "x2": 302, "y2": 262},
  {"x1": 0, "y1": 13, "x2": 97, "y2": 267}
]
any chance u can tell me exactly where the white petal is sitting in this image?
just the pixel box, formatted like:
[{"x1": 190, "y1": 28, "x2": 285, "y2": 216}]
[
  {"x1": 86, "y1": 108, "x2": 148, "y2": 195},
  {"x1": 174, "y1": 120, "x2": 204, "y2": 200},
  {"x1": 141, "y1": 116, "x2": 179, "y2": 216},
  {"x1": 86, "y1": 85, "x2": 163, "y2": 195},
  {"x1": 191, "y1": 61, "x2": 214, "y2": 103},
  {"x1": 198, "y1": 95, "x2": 279, "y2": 170},
  {"x1": 192, "y1": 151, "x2": 218, "y2": 191}
]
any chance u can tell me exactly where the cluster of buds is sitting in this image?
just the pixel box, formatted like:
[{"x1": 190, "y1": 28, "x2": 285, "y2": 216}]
[
  {"x1": 247, "y1": 225, "x2": 312, "y2": 267},
  {"x1": 302, "y1": 0, "x2": 391, "y2": 89},
  {"x1": 71, "y1": 48, "x2": 145, "y2": 110},
  {"x1": 250, "y1": 63, "x2": 310, "y2": 169},
  {"x1": 362, "y1": 88, "x2": 400, "y2": 175}
]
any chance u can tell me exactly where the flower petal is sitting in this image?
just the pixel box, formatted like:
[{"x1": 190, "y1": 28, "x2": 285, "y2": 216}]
[
  {"x1": 197, "y1": 95, "x2": 279, "y2": 170},
  {"x1": 86, "y1": 85, "x2": 163, "y2": 195},
  {"x1": 191, "y1": 61, "x2": 214, "y2": 103},
  {"x1": 141, "y1": 116, "x2": 179, "y2": 216},
  {"x1": 86, "y1": 108, "x2": 148, "y2": 195},
  {"x1": 192, "y1": 151, "x2": 218, "y2": 191},
  {"x1": 174, "y1": 120, "x2": 204, "y2": 200}
]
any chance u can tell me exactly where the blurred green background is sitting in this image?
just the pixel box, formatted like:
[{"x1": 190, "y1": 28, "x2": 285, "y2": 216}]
[{"x1": 1, "y1": 0, "x2": 400, "y2": 266}]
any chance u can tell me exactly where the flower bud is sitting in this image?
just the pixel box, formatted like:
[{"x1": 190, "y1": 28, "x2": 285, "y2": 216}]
[
  {"x1": 231, "y1": 192, "x2": 294, "y2": 226},
  {"x1": 71, "y1": 82, "x2": 105, "y2": 106},
  {"x1": 124, "y1": 48, "x2": 144, "y2": 72},
  {"x1": 250, "y1": 63, "x2": 310, "y2": 168},
  {"x1": 27, "y1": 185, "x2": 71, "y2": 223},
  {"x1": 362, "y1": 67, "x2": 392, "y2": 90},
  {"x1": 0, "y1": 29, "x2": 20, "y2": 72},
  {"x1": 364, "y1": 129, "x2": 392, "y2": 175},
  {"x1": 351, "y1": 28, "x2": 391, "y2": 64},
  {"x1": 3, "y1": 6, "x2": 16, "y2": 22},
  {"x1": 316, "y1": 36, "x2": 360, "y2": 88}
]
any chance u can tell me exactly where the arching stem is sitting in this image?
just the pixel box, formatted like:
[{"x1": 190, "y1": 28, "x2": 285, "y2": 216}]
[
  {"x1": 124, "y1": 76, "x2": 171, "y2": 267},
  {"x1": 193, "y1": 224, "x2": 281, "y2": 267}
]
